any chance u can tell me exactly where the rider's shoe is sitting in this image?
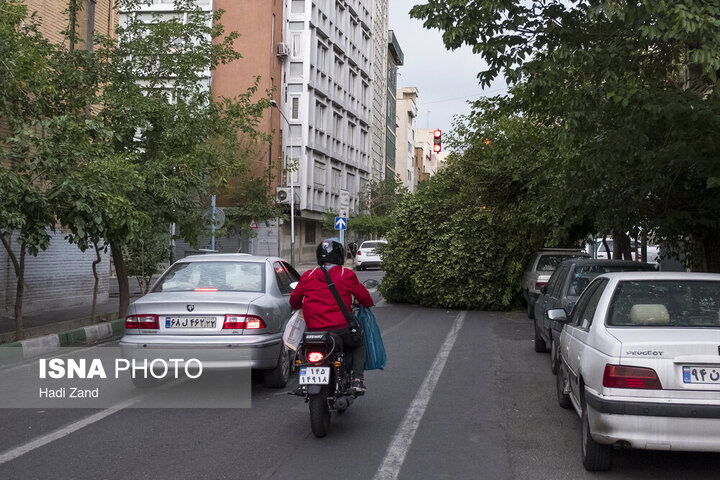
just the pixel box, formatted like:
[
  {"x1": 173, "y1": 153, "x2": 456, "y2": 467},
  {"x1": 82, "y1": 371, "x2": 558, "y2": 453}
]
[{"x1": 351, "y1": 377, "x2": 366, "y2": 394}]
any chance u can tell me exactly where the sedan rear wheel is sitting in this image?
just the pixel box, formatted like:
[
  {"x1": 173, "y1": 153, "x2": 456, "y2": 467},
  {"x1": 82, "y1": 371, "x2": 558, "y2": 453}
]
[
  {"x1": 581, "y1": 401, "x2": 612, "y2": 471},
  {"x1": 264, "y1": 346, "x2": 291, "y2": 388}
]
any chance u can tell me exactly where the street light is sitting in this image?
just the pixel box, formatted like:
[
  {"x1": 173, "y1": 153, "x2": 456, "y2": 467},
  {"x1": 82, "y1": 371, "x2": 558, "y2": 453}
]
[{"x1": 270, "y1": 99, "x2": 295, "y2": 266}]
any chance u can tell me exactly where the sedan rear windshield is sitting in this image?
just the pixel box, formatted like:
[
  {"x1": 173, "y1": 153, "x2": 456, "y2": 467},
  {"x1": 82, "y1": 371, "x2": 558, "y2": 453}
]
[
  {"x1": 569, "y1": 264, "x2": 655, "y2": 296},
  {"x1": 537, "y1": 254, "x2": 583, "y2": 272},
  {"x1": 153, "y1": 261, "x2": 265, "y2": 293},
  {"x1": 607, "y1": 280, "x2": 720, "y2": 327},
  {"x1": 361, "y1": 242, "x2": 384, "y2": 250}
]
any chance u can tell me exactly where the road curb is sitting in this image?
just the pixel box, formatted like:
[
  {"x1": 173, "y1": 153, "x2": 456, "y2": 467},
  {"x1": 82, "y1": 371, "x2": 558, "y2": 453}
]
[{"x1": 0, "y1": 319, "x2": 124, "y2": 359}]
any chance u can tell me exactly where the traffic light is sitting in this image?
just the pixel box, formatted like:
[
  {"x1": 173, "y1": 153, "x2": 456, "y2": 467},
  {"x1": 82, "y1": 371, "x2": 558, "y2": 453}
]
[{"x1": 433, "y1": 129, "x2": 442, "y2": 153}]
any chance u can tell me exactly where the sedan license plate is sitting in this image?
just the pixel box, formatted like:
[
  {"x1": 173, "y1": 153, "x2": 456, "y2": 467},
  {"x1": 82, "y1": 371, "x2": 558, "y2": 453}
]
[
  {"x1": 164, "y1": 317, "x2": 217, "y2": 328},
  {"x1": 299, "y1": 367, "x2": 330, "y2": 385},
  {"x1": 682, "y1": 366, "x2": 720, "y2": 384}
]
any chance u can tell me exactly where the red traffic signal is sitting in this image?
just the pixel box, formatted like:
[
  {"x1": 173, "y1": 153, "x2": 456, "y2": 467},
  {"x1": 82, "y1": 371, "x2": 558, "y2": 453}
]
[{"x1": 433, "y1": 129, "x2": 442, "y2": 153}]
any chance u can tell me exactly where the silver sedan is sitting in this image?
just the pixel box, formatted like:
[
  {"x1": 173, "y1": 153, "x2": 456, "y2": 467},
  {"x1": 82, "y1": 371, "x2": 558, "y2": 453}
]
[
  {"x1": 120, "y1": 254, "x2": 300, "y2": 388},
  {"x1": 552, "y1": 272, "x2": 720, "y2": 471}
]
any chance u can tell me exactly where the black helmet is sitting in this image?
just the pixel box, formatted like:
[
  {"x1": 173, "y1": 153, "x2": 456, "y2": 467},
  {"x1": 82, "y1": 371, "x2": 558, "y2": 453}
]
[{"x1": 317, "y1": 238, "x2": 345, "y2": 266}]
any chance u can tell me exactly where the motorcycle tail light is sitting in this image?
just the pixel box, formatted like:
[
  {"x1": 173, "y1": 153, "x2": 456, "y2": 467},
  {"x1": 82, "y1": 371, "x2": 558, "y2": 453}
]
[
  {"x1": 308, "y1": 352, "x2": 324, "y2": 363},
  {"x1": 603, "y1": 364, "x2": 662, "y2": 389}
]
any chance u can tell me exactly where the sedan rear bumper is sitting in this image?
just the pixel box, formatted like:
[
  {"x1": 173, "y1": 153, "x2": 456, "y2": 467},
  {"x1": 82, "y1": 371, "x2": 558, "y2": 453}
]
[
  {"x1": 586, "y1": 391, "x2": 720, "y2": 452},
  {"x1": 119, "y1": 334, "x2": 282, "y2": 370}
]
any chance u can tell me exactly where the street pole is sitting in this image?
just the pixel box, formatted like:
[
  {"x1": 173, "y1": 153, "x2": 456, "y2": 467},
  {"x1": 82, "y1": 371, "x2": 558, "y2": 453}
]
[{"x1": 271, "y1": 100, "x2": 295, "y2": 266}]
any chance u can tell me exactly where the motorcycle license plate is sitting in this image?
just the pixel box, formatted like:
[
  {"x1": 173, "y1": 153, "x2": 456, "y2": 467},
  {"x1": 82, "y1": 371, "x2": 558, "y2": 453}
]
[{"x1": 299, "y1": 367, "x2": 330, "y2": 385}]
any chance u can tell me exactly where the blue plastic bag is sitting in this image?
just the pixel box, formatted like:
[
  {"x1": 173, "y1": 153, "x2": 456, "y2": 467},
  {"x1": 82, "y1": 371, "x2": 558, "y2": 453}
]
[{"x1": 357, "y1": 305, "x2": 386, "y2": 370}]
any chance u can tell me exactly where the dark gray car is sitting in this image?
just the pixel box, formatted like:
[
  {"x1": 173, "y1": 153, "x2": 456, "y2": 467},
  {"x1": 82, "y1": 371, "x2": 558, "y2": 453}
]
[{"x1": 533, "y1": 259, "x2": 656, "y2": 373}]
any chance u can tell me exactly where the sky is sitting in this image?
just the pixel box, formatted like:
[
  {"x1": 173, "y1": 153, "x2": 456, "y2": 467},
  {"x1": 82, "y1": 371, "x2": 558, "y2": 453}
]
[{"x1": 388, "y1": 1, "x2": 508, "y2": 135}]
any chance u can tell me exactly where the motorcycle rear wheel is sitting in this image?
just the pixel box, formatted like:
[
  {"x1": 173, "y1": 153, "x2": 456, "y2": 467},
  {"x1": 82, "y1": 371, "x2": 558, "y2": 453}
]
[{"x1": 309, "y1": 390, "x2": 331, "y2": 438}]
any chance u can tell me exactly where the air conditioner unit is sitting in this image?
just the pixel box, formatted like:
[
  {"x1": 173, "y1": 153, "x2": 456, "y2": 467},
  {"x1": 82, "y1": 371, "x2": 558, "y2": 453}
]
[
  {"x1": 276, "y1": 187, "x2": 298, "y2": 205},
  {"x1": 276, "y1": 43, "x2": 290, "y2": 58}
]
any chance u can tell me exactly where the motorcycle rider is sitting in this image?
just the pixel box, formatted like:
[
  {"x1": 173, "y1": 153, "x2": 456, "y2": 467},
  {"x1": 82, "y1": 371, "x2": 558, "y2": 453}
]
[{"x1": 289, "y1": 238, "x2": 374, "y2": 392}]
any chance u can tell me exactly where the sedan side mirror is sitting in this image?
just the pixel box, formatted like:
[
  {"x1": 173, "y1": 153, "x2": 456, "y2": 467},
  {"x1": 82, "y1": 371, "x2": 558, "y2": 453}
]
[{"x1": 547, "y1": 308, "x2": 569, "y2": 323}]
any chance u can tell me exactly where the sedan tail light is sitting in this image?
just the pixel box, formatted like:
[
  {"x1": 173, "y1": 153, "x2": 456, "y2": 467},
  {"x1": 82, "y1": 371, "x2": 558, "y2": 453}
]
[
  {"x1": 125, "y1": 314, "x2": 159, "y2": 330},
  {"x1": 603, "y1": 364, "x2": 662, "y2": 389},
  {"x1": 222, "y1": 315, "x2": 267, "y2": 330},
  {"x1": 357, "y1": 251, "x2": 362, "y2": 256},
  {"x1": 535, "y1": 281, "x2": 547, "y2": 290}
]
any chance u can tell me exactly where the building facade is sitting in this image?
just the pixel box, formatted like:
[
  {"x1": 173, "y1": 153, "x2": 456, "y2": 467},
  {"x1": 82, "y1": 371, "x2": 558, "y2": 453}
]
[
  {"x1": 370, "y1": 0, "x2": 389, "y2": 183},
  {"x1": 385, "y1": 30, "x2": 404, "y2": 181},
  {"x1": 395, "y1": 86, "x2": 418, "y2": 190},
  {"x1": 277, "y1": 0, "x2": 374, "y2": 262}
]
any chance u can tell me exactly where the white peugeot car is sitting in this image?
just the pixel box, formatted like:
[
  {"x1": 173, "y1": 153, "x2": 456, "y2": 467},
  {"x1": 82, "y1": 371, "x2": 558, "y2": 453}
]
[{"x1": 552, "y1": 272, "x2": 720, "y2": 471}]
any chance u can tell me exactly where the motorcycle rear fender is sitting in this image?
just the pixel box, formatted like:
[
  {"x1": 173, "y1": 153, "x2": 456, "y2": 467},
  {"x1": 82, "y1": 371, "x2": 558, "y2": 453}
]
[{"x1": 307, "y1": 385, "x2": 323, "y2": 395}]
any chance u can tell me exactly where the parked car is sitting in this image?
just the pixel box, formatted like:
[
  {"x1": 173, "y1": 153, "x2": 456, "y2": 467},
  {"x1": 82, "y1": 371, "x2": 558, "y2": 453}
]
[
  {"x1": 120, "y1": 254, "x2": 300, "y2": 388},
  {"x1": 586, "y1": 239, "x2": 659, "y2": 264},
  {"x1": 553, "y1": 272, "x2": 720, "y2": 471},
  {"x1": 522, "y1": 248, "x2": 589, "y2": 318},
  {"x1": 533, "y1": 259, "x2": 656, "y2": 373},
  {"x1": 355, "y1": 240, "x2": 387, "y2": 271}
]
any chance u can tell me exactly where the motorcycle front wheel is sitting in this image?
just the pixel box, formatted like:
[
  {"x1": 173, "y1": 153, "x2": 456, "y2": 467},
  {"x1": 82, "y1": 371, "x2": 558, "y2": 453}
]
[{"x1": 309, "y1": 388, "x2": 331, "y2": 438}]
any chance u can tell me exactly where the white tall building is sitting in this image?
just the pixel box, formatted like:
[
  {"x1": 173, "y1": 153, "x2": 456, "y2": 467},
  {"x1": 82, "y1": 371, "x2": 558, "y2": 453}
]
[
  {"x1": 395, "y1": 87, "x2": 418, "y2": 191},
  {"x1": 370, "y1": 0, "x2": 389, "y2": 183},
  {"x1": 278, "y1": 0, "x2": 374, "y2": 262}
]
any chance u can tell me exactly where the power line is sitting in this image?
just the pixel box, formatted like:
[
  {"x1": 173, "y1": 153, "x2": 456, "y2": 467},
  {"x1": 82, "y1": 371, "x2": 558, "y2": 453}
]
[{"x1": 417, "y1": 86, "x2": 509, "y2": 105}]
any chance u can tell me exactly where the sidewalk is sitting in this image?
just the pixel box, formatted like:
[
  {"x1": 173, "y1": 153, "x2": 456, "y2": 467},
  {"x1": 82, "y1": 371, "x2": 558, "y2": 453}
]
[{"x1": 0, "y1": 261, "x2": 333, "y2": 345}]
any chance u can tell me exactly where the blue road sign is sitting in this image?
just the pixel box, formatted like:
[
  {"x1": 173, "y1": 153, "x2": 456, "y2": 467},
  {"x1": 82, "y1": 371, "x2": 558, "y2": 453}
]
[{"x1": 334, "y1": 217, "x2": 347, "y2": 230}]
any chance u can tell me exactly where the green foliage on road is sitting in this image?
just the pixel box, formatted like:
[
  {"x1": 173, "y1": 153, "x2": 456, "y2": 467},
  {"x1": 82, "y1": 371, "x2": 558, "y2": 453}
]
[
  {"x1": 380, "y1": 109, "x2": 574, "y2": 309},
  {"x1": 410, "y1": 0, "x2": 720, "y2": 272}
]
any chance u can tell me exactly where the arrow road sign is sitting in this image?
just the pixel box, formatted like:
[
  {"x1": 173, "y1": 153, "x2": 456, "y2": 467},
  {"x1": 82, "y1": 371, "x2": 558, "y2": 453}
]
[{"x1": 334, "y1": 217, "x2": 347, "y2": 230}]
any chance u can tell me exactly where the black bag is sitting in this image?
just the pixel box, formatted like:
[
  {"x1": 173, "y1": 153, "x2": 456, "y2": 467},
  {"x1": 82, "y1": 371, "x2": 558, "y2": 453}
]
[{"x1": 321, "y1": 268, "x2": 364, "y2": 348}]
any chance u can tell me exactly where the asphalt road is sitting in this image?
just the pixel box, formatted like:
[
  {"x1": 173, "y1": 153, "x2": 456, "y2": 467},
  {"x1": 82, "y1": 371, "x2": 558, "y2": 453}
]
[{"x1": 1, "y1": 271, "x2": 719, "y2": 479}]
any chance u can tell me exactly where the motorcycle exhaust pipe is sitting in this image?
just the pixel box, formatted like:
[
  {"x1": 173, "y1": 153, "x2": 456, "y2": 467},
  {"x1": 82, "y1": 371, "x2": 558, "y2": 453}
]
[{"x1": 335, "y1": 396, "x2": 349, "y2": 411}]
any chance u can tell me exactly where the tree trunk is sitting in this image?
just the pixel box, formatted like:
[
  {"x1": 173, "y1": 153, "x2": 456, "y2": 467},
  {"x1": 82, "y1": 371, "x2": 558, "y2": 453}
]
[
  {"x1": 613, "y1": 231, "x2": 633, "y2": 260},
  {"x1": 0, "y1": 233, "x2": 25, "y2": 341},
  {"x1": 111, "y1": 242, "x2": 130, "y2": 318},
  {"x1": 91, "y1": 243, "x2": 101, "y2": 322},
  {"x1": 702, "y1": 236, "x2": 720, "y2": 273},
  {"x1": 14, "y1": 249, "x2": 26, "y2": 341}
]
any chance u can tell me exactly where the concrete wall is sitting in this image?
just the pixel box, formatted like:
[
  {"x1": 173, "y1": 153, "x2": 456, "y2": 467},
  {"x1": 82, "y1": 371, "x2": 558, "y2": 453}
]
[{"x1": 1, "y1": 231, "x2": 110, "y2": 317}]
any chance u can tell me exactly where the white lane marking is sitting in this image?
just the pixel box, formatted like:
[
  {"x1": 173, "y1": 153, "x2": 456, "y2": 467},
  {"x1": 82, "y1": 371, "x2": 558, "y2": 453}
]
[
  {"x1": 0, "y1": 397, "x2": 139, "y2": 465},
  {"x1": 0, "y1": 377, "x2": 184, "y2": 465},
  {"x1": 373, "y1": 311, "x2": 467, "y2": 480}
]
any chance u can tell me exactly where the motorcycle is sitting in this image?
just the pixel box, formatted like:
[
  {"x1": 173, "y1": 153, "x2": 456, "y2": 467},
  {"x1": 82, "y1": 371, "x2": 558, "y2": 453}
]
[{"x1": 292, "y1": 329, "x2": 363, "y2": 438}]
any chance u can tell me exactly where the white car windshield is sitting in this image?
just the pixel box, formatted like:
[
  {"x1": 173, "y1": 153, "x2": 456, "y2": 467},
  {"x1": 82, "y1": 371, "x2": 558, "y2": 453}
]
[
  {"x1": 153, "y1": 261, "x2": 266, "y2": 293},
  {"x1": 607, "y1": 280, "x2": 720, "y2": 327}
]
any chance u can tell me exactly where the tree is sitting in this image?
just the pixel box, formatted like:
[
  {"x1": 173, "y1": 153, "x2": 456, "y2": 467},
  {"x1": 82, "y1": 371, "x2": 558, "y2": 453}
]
[
  {"x1": 349, "y1": 178, "x2": 408, "y2": 238},
  {"x1": 411, "y1": 1, "x2": 720, "y2": 271},
  {"x1": 0, "y1": 2, "x2": 69, "y2": 339},
  {"x1": 87, "y1": 0, "x2": 271, "y2": 316}
]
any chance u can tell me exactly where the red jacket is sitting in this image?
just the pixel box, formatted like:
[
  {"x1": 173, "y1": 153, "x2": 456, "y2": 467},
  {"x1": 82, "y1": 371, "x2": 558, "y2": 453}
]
[{"x1": 289, "y1": 266, "x2": 374, "y2": 331}]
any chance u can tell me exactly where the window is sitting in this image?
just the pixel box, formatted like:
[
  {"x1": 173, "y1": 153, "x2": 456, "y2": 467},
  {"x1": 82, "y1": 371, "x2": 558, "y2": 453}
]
[
  {"x1": 305, "y1": 223, "x2": 316, "y2": 244},
  {"x1": 291, "y1": 0, "x2": 304, "y2": 14},
  {"x1": 571, "y1": 280, "x2": 607, "y2": 330},
  {"x1": 333, "y1": 114, "x2": 342, "y2": 138},
  {"x1": 273, "y1": 261, "x2": 293, "y2": 294},
  {"x1": 289, "y1": 62, "x2": 303, "y2": 78},
  {"x1": 315, "y1": 102, "x2": 326, "y2": 130},
  {"x1": 332, "y1": 168, "x2": 341, "y2": 191},
  {"x1": 291, "y1": 33, "x2": 302, "y2": 57},
  {"x1": 291, "y1": 97, "x2": 300, "y2": 119},
  {"x1": 607, "y1": 280, "x2": 720, "y2": 327},
  {"x1": 153, "y1": 262, "x2": 265, "y2": 293}
]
